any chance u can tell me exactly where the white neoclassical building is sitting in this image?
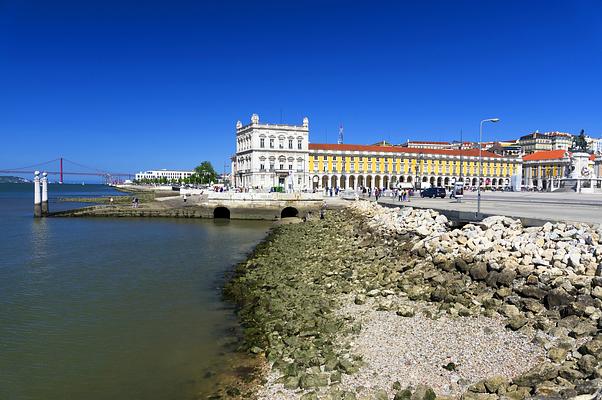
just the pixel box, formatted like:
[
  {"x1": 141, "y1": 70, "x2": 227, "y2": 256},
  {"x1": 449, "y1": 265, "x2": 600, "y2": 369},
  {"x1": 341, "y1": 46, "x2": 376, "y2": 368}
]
[{"x1": 232, "y1": 114, "x2": 310, "y2": 190}]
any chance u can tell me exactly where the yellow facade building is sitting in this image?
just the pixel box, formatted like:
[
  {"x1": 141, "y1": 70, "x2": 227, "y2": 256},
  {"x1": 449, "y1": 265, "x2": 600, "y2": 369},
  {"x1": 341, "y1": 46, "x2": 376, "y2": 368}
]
[{"x1": 307, "y1": 143, "x2": 521, "y2": 190}]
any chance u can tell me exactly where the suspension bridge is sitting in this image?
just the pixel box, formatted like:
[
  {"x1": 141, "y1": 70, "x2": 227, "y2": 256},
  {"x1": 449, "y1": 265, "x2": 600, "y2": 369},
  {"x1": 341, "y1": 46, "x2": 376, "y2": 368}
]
[{"x1": 0, "y1": 157, "x2": 134, "y2": 184}]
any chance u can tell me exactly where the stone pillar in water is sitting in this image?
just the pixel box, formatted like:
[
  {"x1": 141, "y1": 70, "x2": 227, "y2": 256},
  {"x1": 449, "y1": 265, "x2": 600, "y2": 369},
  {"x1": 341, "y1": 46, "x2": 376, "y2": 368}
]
[
  {"x1": 34, "y1": 171, "x2": 42, "y2": 217},
  {"x1": 41, "y1": 172, "x2": 49, "y2": 215}
]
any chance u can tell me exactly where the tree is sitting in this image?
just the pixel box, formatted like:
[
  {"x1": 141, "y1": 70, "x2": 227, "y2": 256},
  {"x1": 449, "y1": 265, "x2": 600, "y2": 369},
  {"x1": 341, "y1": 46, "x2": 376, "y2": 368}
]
[
  {"x1": 571, "y1": 129, "x2": 589, "y2": 153},
  {"x1": 193, "y1": 161, "x2": 218, "y2": 184}
]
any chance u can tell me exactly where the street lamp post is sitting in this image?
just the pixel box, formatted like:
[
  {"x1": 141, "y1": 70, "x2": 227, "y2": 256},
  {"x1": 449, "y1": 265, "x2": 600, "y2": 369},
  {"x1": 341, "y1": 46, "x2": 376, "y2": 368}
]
[{"x1": 478, "y1": 118, "x2": 500, "y2": 215}]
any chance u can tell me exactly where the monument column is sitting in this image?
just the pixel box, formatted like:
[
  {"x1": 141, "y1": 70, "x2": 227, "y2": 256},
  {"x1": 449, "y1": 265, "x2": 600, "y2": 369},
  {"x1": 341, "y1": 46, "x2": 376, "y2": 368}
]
[
  {"x1": 41, "y1": 172, "x2": 49, "y2": 215},
  {"x1": 33, "y1": 171, "x2": 42, "y2": 218}
]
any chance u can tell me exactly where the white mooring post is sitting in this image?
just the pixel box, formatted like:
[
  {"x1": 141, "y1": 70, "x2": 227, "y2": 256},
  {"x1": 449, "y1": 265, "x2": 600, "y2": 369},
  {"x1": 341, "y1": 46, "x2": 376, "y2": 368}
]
[
  {"x1": 41, "y1": 172, "x2": 49, "y2": 215},
  {"x1": 34, "y1": 171, "x2": 42, "y2": 217}
]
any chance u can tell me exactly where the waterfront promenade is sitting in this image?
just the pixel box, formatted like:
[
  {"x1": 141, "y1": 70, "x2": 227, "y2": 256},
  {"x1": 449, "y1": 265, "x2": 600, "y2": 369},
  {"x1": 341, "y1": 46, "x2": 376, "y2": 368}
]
[{"x1": 375, "y1": 191, "x2": 602, "y2": 225}]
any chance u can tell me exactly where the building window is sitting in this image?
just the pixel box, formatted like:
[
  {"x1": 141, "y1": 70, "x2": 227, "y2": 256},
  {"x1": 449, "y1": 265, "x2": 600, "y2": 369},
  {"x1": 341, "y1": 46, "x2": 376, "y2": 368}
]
[
  {"x1": 323, "y1": 155, "x2": 327, "y2": 160},
  {"x1": 289, "y1": 139, "x2": 293, "y2": 149},
  {"x1": 279, "y1": 139, "x2": 284, "y2": 149},
  {"x1": 270, "y1": 139, "x2": 274, "y2": 148},
  {"x1": 260, "y1": 163, "x2": 265, "y2": 171},
  {"x1": 270, "y1": 163, "x2": 274, "y2": 170},
  {"x1": 260, "y1": 138, "x2": 265, "y2": 148},
  {"x1": 288, "y1": 164, "x2": 293, "y2": 170},
  {"x1": 280, "y1": 164, "x2": 284, "y2": 170},
  {"x1": 333, "y1": 156, "x2": 337, "y2": 160},
  {"x1": 298, "y1": 139, "x2": 302, "y2": 150}
]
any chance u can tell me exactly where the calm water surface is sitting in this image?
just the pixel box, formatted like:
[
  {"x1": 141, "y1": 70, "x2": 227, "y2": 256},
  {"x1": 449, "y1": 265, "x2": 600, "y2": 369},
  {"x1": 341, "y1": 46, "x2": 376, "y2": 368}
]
[{"x1": 0, "y1": 184, "x2": 271, "y2": 400}]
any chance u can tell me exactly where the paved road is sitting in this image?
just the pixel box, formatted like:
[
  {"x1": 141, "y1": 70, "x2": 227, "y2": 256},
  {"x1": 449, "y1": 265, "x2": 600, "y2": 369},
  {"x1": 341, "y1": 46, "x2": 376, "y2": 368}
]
[{"x1": 373, "y1": 191, "x2": 602, "y2": 225}]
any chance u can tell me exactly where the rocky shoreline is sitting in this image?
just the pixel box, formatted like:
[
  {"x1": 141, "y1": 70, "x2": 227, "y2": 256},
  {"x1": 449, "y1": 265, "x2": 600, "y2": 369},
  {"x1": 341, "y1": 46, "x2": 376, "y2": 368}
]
[{"x1": 223, "y1": 201, "x2": 602, "y2": 399}]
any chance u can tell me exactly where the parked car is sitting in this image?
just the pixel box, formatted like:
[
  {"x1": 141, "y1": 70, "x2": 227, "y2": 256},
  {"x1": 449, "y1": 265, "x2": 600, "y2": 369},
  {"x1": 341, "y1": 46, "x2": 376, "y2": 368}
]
[{"x1": 420, "y1": 187, "x2": 446, "y2": 198}]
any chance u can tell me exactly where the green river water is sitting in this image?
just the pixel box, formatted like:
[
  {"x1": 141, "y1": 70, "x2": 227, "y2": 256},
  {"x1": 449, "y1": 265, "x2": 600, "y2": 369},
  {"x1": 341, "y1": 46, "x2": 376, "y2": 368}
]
[{"x1": 0, "y1": 183, "x2": 271, "y2": 400}]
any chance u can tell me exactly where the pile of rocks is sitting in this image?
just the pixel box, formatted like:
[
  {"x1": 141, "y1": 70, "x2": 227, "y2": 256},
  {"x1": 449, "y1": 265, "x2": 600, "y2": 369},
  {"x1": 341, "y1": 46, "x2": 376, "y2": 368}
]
[
  {"x1": 348, "y1": 201, "x2": 602, "y2": 398},
  {"x1": 351, "y1": 200, "x2": 449, "y2": 239}
]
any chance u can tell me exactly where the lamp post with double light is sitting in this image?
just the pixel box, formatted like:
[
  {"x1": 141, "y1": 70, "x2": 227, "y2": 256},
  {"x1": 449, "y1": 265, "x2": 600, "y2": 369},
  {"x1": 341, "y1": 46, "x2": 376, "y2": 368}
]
[{"x1": 478, "y1": 118, "x2": 500, "y2": 215}]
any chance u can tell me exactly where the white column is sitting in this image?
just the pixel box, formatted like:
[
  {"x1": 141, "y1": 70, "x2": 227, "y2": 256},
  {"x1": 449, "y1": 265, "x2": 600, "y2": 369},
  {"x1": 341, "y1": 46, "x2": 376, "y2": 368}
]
[
  {"x1": 34, "y1": 171, "x2": 42, "y2": 217},
  {"x1": 41, "y1": 172, "x2": 49, "y2": 215}
]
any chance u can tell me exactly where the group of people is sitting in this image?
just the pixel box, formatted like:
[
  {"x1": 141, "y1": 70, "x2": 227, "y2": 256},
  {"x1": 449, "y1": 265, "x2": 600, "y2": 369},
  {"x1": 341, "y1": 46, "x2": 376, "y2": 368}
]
[
  {"x1": 323, "y1": 186, "x2": 341, "y2": 197},
  {"x1": 394, "y1": 188, "x2": 411, "y2": 202}
]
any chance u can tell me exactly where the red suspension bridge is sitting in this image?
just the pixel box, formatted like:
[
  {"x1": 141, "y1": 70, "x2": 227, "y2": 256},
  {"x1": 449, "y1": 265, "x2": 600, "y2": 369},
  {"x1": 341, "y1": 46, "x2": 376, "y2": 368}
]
[{"x1": 0, "y1": 157, "x2": 134, "y2": 184}]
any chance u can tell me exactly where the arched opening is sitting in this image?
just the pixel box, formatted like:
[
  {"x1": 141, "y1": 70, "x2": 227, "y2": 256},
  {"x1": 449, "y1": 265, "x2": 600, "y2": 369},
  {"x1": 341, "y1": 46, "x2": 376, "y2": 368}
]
[
  {"x1": 375, "y1": 175, "x2": 381, "y2": 188},
  {"x1": 444, "y1": 177, "x2": 450, "y2": 187},
  {"x1": 399, "y1": 176, "x2": 405, "y2": 183},
  {"x1": 322, "y1": 175, "x2": 329, "y2": 189},
  {"x1": 312, "y1": 175, "x2": 319, "y2": 190},
  {"x1": 358, "y1": 175, "x2": 364, "y2": 188},
  {"x1": 406, "y1": 176, "x2": 413, "y2": 183},
  {"x1": 339, "y1": 175, "x2": 346, "y2": 189},
  {"x1": 437, "y1": 177, "x2": 443, "y2": 187},
  {"x1": 383, "y1": 176, "x2": 389, "y2": 189},
  {"x1": 472, "y1": 178, "x2": 478, "y2": 186},
  {"x1": 281, "y1": 207, "x2": 299, "y2": 218},
  {"x1": 331, "y1": 175, "x2": 338, "y2": 189},
  {"x1": 349, "y1": 175, "x2": 356, "y2": 189},
  {"x1": 429, "y1": 176, "x2": 436, "y2": 186},
  {"x1": 366, "y1": 175, "x2": 373, "y2": 188},
  {"x1": 213, "y1": 207, "x2": 230, "y2": 219}
]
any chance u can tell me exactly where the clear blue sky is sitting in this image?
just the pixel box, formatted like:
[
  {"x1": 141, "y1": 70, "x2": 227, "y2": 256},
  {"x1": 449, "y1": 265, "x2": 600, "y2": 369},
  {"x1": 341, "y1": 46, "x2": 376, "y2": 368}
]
[{"x1": 1, "y1": 0, "x2": 601, "y2": 178}]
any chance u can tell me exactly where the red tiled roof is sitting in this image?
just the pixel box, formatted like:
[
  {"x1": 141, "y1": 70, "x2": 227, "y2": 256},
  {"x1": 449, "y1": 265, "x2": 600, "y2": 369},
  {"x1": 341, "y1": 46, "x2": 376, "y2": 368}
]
[
  {"x1": 309, "y1": 143, "x2": 502, "y2": 158},
  {"x1": 522, "y1": 150, "x2": 569, "y2": 161}
]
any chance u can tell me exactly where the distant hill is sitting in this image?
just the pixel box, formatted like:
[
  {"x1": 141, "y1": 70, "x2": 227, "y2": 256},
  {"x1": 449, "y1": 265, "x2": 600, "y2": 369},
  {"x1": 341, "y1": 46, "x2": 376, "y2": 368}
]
[{"x1": 0, "y1": 175, "x2": 30, "y2": 184}]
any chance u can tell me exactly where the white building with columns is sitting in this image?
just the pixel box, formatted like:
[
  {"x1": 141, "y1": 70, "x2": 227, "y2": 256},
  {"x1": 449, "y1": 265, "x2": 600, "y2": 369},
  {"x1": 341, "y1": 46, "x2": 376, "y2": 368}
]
[{"x1": 232, "y1": 114, "x2": 310, "y2": 190}]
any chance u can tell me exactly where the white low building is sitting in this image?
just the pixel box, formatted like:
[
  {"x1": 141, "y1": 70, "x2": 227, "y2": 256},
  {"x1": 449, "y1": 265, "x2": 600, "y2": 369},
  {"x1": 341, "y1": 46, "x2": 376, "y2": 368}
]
[
  {"x1": 232, "y1": 113, "x2": 310, "y2": 191},
  {"x1": 135, "y1": 169, "x2": 194, "y2": 181}
]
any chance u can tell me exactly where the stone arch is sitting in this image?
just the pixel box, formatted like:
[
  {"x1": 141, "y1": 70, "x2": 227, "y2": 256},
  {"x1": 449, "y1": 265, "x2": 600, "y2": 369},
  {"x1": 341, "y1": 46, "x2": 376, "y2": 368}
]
[
  {"x1": 406, "y1": 176, "x2": 413, "y2": 183},
  {"x1": 312, "y1": 175, "x2": 320, "y2": 190},
  {"x1": 492, "y1": 178, "x2": 498, "y2": 186},
  {"x1": 357, "y1": 175, "x2": 364, "y2": 188},
  {"x1": 444, "y1": 177, "x2": 450, "y2": 186},
  {"x1": 399, "y1": 176, "x2": 405, "y2": 183},
  {"x1": 437, "y1": 177, "x2": 443, "y2": 187},
  {"x1": 366, "y1": 175, "x2": 373, "y2": 188},
  {"x1": 429, "y1": 176, "x2": 436, "y2": 186},
  {"x1": 339, "y1": 175, "x2": 346, "y2": 189},
  {"x1": 281, "y1": 207, "x2": 299, "y2": 218},
  {"x1": 383, "y1": 176, "x2": 389, "y2": 189},
  {"x1": 375, "y1": 175, "x2": 381, "y2": 188},
  {"x1": 213, "y1": 206, "x2": 230, "y2": 219},
  {"x1": 322, "y1": 175, "x2": 329, "y2": 188},
  {"x1": 472, "y1": 177, "x2": 478, "y2": 186},
  {"x1": 331, "y1": 175, "x2": 338, "y2": 188}
]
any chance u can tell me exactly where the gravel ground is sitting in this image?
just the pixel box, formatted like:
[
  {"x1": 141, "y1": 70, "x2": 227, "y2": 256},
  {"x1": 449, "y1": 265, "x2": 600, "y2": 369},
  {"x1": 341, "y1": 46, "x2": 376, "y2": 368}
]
[
  {"x1": 255, "y1": 298, "x2": 545, "y2": 400},
  {"x1": 339, "y1": 300, "x2": 545, "y2": 398}
]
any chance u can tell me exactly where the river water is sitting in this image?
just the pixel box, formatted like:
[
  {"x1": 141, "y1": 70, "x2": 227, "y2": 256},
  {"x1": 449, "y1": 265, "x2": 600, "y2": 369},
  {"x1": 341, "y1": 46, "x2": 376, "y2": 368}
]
[{"x1": 0, "y1": 184, "x2": 271, "y2": 400}]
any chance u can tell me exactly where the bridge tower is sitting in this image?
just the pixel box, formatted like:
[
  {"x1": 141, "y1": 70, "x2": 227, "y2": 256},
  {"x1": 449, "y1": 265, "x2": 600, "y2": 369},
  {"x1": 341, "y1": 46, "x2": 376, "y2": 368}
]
[{"x1": 60, "y1": 157, "x2": 63, "y2": 184}]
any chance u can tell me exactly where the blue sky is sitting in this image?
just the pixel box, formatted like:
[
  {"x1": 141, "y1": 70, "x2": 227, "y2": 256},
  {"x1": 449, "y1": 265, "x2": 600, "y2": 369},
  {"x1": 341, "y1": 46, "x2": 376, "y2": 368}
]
[{"x1": 1, "y1": 0, "x2": 601, "y2": 178}]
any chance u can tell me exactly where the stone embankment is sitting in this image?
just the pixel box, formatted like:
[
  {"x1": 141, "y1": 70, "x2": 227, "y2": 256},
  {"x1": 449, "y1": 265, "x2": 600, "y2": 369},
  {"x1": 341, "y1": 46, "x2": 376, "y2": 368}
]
[{"x1": 224, "y1": 202, "x2": 602, "y2": 400}]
